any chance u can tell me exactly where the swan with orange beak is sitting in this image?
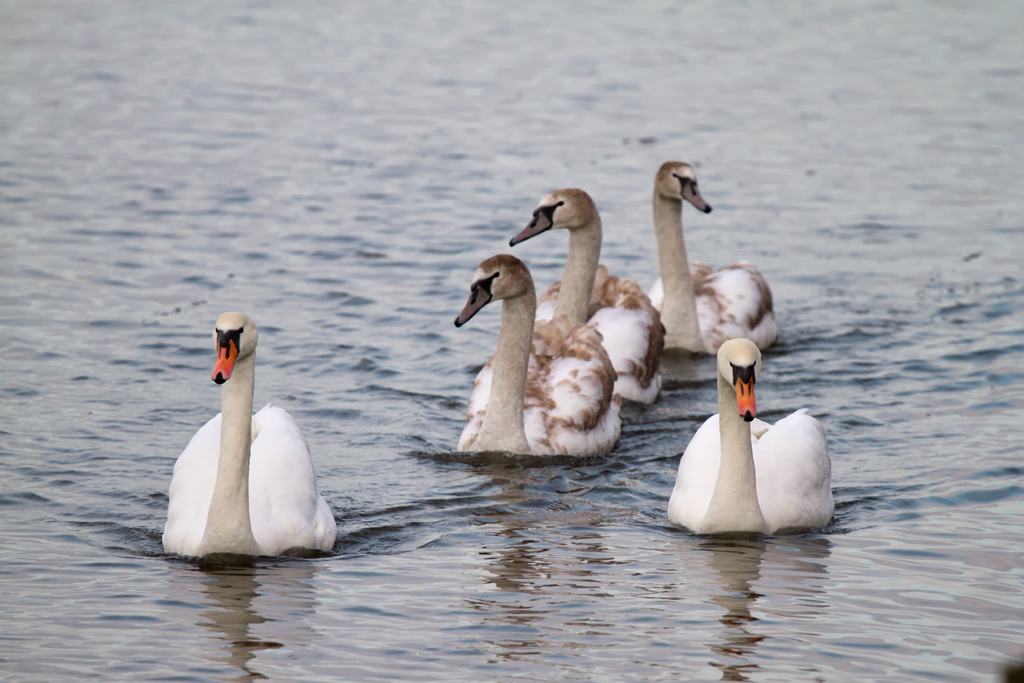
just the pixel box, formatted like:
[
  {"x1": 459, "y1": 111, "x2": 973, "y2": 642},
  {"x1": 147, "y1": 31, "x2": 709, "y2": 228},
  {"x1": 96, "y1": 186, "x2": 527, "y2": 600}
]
[
  {"x1": 163, "y1": 312, "x2": 337, "y2": 557},
  {"x1": 668, "y1": 338, "x2": 833, "y2": 534}
]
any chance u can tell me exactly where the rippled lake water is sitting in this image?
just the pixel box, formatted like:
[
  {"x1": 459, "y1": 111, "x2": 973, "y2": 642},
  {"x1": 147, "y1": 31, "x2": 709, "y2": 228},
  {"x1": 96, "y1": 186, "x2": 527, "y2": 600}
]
[{"x1": 2, "y1": 2, "x2": 1023, "y2": 681}]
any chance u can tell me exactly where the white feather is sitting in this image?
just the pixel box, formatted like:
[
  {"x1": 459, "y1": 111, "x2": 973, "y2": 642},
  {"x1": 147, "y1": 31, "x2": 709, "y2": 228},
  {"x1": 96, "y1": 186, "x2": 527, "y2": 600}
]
[{"x1": 164, "y1": 404, "x2": 337, "y2": 556}]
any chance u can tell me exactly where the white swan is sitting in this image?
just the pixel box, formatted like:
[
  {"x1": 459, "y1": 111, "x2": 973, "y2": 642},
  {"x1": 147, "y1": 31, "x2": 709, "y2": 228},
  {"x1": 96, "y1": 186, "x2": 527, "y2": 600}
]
[
  {"x1": 667, "y1": 338, "x2": 833, "y2": 534},
  {"x1": 455, "y1": 254, "x2": 621, "y2": 455},
  {"x1": 510, "y1": 188, "x2": 664, "y2": 404},
  {"x1": 163, "y1": 312, "x2": 337, "y2": 556},
  {"x1": 647, "y1": 161, "x2": 777, "y2": 353}
]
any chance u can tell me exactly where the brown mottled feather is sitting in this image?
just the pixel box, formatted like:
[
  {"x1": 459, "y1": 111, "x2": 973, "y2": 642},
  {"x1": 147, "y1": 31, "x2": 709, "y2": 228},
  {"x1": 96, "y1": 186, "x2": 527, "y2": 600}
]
[
  {"x1": 740, "y1": 264, "x2": 774, "y2": 329},
  {"x1": 463, "y1": 314, "x2": 619, "y2": 454},
  {"x1": 587, "y1": 266, "x2": 664, "y2": 391},
  {"x1": 697, "y1": 262, "x2": 773, "y2": 330},
  {"x1": 533, "y1": 316, "x2": 619, "y2": 434},
  {"x1": 536, "y1": 266, "x2": 663, "y2": 395}
]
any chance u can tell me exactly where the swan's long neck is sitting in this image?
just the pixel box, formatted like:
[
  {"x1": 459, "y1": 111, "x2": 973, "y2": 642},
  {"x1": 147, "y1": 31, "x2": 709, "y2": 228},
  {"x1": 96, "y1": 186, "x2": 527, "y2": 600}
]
[
  {"x1": 653, "y1": 193, "x2": 704, "y2": 352},
  {"x1": 201, "y1": 353, "x2": 261, "y2": 555},
  {"x1": 702, "y1": 373, "x2": 767, "y2": 533},
  {"x1": 476, "y1": 291, "x2": 535, "y2": 454},
  {"x1": 553, "y1": 221, "x2": 601, "y2": 325}
]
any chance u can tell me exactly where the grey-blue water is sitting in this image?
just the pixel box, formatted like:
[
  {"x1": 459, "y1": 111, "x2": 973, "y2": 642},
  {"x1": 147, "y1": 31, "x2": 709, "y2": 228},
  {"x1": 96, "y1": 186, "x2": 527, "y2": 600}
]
[{"x1": 1, "y1": 2, "x2": 1022, "y2": 681}]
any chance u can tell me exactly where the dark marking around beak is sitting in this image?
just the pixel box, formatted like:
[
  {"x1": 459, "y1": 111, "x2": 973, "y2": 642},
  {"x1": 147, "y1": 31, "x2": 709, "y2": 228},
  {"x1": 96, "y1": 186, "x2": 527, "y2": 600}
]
[
  {"x1": 454, "y1": 272, "x2": 500, "y2": 327},
  {"x1": 509, "y1": 201, "x2": 563, "y2": 246},
  {"x1": 674, "y1": 173, "x2": 713, "y2": 213},
  {"x1": 212, "y1": 327, "x2": 243, "y2": 384},
  {"x1": 731, "y1": 362, "x2": 756, "y2": 386},
  {"x1": 731, "y1": 362, "x2": 757, "y2": 421}
]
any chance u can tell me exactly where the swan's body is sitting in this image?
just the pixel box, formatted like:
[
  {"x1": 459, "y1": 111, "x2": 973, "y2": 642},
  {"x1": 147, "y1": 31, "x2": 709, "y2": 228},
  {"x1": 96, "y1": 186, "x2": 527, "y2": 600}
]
[
  {"x1": 667, "y1": 339, "x2": 832, "y2": 534},
  {"x1": 511, "y1": 188, "x2": 664, "y2": 403},
  {"x1": 163, "y1": 313, "x2": 337, "y2": 557},
  {"x1": 455, "y1": 254, "x2": 621, "y2": 456},
  {"x1": 648, "y1": 161, "x2": 777, "y2": 354},
  {"x1": 648, "y1": 262, "x2": 777, "y2": 353}
]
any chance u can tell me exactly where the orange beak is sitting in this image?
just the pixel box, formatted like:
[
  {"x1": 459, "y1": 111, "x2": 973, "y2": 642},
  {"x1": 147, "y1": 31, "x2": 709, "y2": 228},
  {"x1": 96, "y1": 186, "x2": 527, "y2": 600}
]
[
  {"x1": 735, "y1": 378, "x2": 757, "y2": 422},
  {"x1": 212, "y1": 340, "x2": 238, "y2": 384}
]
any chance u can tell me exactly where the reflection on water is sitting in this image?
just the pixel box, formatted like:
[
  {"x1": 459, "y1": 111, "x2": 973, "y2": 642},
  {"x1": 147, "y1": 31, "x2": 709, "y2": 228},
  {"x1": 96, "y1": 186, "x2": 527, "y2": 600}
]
[
  {"x1": 701, "y1": 536, "x2": 832, "y2": 681},
  {"x1": 170, "y1": 561, "x2": 321, "y2": 682},
  {"x1": 702, "y1": 538, "x2": 767, "y2": 681},
  {"x1": 470, "y1": 525, "x2": 551, "y2": 660},
  {"x1": 466, "y1": 463, "x2": 625, "y2": 662},
  {"x1": 469, "y1": 465, "x2": 581, "y2": 658},
  {"x1": 478, "y1": 526, "x2": 551, "y2": 597},
  {"x1": 198, "y1": 565, "x2": 275, "y2": 681}
]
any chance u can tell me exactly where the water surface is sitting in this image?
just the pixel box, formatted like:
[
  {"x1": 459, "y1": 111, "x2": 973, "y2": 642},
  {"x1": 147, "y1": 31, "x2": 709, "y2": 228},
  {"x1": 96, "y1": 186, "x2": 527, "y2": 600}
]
[{"x1": 2, "y1": 2, "x2": 1023, "y2": 681}]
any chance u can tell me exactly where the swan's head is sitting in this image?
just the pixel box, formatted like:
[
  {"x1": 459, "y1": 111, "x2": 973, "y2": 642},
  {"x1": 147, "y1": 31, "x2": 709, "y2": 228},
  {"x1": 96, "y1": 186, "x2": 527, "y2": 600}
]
[
  {"x1": 717, "y1": 338, "x2": 761, "y2": 422},
  {"x1": 454, "y1": 254, "x2": 533, "y2": 327},
  {"x1": 655, "y1": 161, "x2": 712, "y2": 213},
  {"x1": 211, "y1": 312, "x2": 258, "y2": 384},
  {"x1": 509, "y1": 188, "x2": 598, "y2": 246}
]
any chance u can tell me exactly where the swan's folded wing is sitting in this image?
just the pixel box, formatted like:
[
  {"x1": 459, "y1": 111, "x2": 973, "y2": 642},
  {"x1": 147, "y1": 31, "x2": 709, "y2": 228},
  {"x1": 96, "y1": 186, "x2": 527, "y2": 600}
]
[
  {"x1": 753, "y1": 410, "x2": 833, "y2": 532},
  {"x1": 695, "y1": 262, "x2": 777, "y2": 352},
  {"x1": 588, "y1": 271, "x2": 664, "y2": 403},
  {"x1": 529, "y1": 318, "x2": 620, "y2": 455},
  {"x1": 458, "y1": 358, "x2": 494, "y2": 451},
  {"x1": 163, "y1": 413, "x2": 222, "y2": 556},
  {"x1": 249, "y1": 405, "x2": 336, "y2": 553},
  {"x1": 667, "y1": 414, "x2": 723, "y2": 529}
]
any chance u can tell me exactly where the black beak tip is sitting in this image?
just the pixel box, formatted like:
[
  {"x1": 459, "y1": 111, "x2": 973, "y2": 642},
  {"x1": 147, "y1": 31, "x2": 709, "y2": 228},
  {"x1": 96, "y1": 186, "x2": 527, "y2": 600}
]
[
  {"x1": 508, "y1": 238, "x2": 516, "y2": 247},
  {"x1": 454, "y1": 316, "x2": 466, "y2": 328},
  {"x1": 742, "y1": 412, "x2": 753, "y2": 422},
  {"x1": 213, "y1": 374, "x2": 226, "y2": 385},
  {"x1": 703, "y1": 205, "x2": 713, "y2": 214}
]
